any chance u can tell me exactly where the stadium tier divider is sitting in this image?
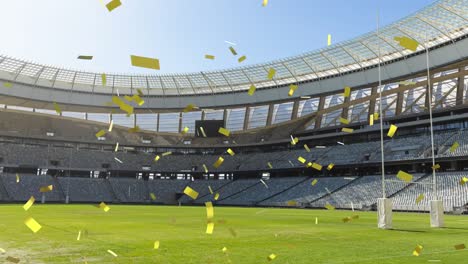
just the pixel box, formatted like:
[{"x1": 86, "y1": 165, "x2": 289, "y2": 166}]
[{"x1": 255, "y1": 176, "x2": 312, "y2": 205}]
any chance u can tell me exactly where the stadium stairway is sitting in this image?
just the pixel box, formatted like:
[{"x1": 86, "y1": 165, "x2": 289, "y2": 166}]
[
  {"x1": 185, "y1": 180, "x2": 234, "y2": 204},
  {"x1": 51, "y1": 177, "x2": 66, "y2": 202},
  {"x1": 0, "y1": 176, "x2": 12, "y2": 201},
  {"x1": 255, "y1": 177, "x2": 312, "y2": 205},
  {"x1": 308, "y1": 177, "x2": 362, "y2": 205},
  {"x1": 215, "y1": 180, "x2": 261, "y2": 204},
  {"x1": 105, "y1": 179, "x2": 121, "y2": 203}
]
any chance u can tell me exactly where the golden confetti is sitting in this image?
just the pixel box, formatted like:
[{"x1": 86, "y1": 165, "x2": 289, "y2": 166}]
[
  {"x1": 397, "y1": 170, "x2": 413, "y2": 183},
  {"x1": 182, "y1": 126, "x2": 189, "y2": 134},
  {"x1": 288, "y1": 84, "x2": 298, "y2": 96},
  {"x1": 150, "y1": 193, "x2": 156, "y2": 201},
  {"x1": 6, "y1": 256, "x2": 20, "y2": 263},
  {"x1": 229, "y1": 46, "x2": 238, "y2": 56},
  {"x1": 214, "y1": 193, "x2": 220, "y2": 200},
  {"x1": 213, "y1": 157, "x2": 224, "y2": 168},
  {"x1": 184, "y1": 186, "x2": 199, "y2": 200},
  {"x1": 105, "y1": 0, "x2": 121, "y2": 12},
  {"x1": 415, "y1": 194, "x2": 424, "y2": 204},
  {"x1": 24, "y1": 217, "x2": 42, "y2": 233},
  {"x1": 183, "y1": 104, "x2": 196, "y2": 113},
  {"x1": 267, "y1": 254, "x2": 277, "y2": 261},
  {"x1": 412, "y1": 245, "x2": 423, "y2": 256},
  {"x1": 450, "y1": 141, "x2": 459, "y2": 152},
  {"x1": 205, "y1": 202, "x2": 214, "y2": 220},
  {"x1": 267, "y1": 68, "x2": 276, "y2": 80},
  {"x1": 341, "y1": 128, "x2": 354, "y2": 133},
  {"x1": 154, "y1": 155, "x2": 160, "y2": 162},
  {"x1": 23, "y1": 196, "x2": 35, "y2": 211},
  {"x1": 311, "y1": 179, "x2": 318, "y2": 186},
  {"x1": 99, "y1": 202, "x2": 110, "y2": 212},
  {"x1": 39, "y1": 185, "x2": 53, "y2": 193},
  {"x1": 304, "y1": 144, "x2": 311, "y2": 152},
  {"x1": 387, "y1": 124, "x2": 398, "y2": 138},
  {"x1": 218, "y1": 127, "x2": 231, "y2": 137},
  {"x1": 325, "y1": 203, "x2": 335, "y2": 210},
  {"x1": 297, "y1": 156, "x2": 306, "y2": 164},
  {"x1": 53, "y1": 102, "x2": 62, "y2": 115},
  {"x1": 248, "y1": 84, "x2": 256, "y2": 96},
  {"x1": 162, "y1": 151, "x2": 172, "y2": 157},
  {"x1": 311, "y1": 163, "x2": 323, "y2": 171},
  {"x1": 327, "y1": 34, "x2": 332, "y2": 46},
  {"x1": 222, "y1": 247, "x2": 228, "y2": 253},
  {"x1": 460, "y1": 177, "x2": 468, "y2": 185},
  {"x1": 77, "y1": 230, "x2": 81, "y2": 241},
  {"x1": 262, "y1": 0, "x2": 268, "y2": 7},
  {"x1": 454, "y1": 244, "x2": 466, "y2": 250},
  {"x1": 227, "y1": 148, "x2": 235, "y2": 156},
  {"x1": 107, "y1": 249, "x2": 118, "y2": 257},
  {"x1": 238, "y1": 55, "x2": 247, "y2": 63},
  {"x1": 343, "y1": 86, "x2": 351, "y2": 97},
  {"x1": 267, "y1": 162, "x2": 273, "y2": 169},
  {"x1": 154, "y1": 241, "x2": 160, "y2": 250},
  {"x1": 327, "y1": 163, "x2": 334, "y2": 171},
  {"x1": 203, "y1": 164, "x2": 209, "y2": 173},
  {"x1": 95, "y1": 129, "x2": 106, "y2": 138},
  {"x1": 16, "y1": 173, "x2": 19, "y2": 183},
  {"x1": 101, "y1": 74, "x2": 107, "y2": 86},
  {"x1": 394, "y1": 36, "x2": 419, "y2": 51},
  {"x1": 205, "y1": 55, "x2": 215, "y2": 60},
  {"x1": 339, "y1": 117, "x2": 349, "y2": 125},
  {"x1": 206, "y1": 221, "x2": 214, "y2": 234},
  {"x1": 77, "y1": 55, "x2": 93, "y2": 60},
  {"x1": 3, "y1": 82, "x2": 13, "y2": 88},
  {"x1": 130, "y1": 55, "x2": 160, "y2": 70}
]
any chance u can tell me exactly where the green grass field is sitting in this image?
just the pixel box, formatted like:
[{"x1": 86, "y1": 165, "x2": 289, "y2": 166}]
[{"x1": 0, "y1": 204, "x2": 467, "y2": 263}]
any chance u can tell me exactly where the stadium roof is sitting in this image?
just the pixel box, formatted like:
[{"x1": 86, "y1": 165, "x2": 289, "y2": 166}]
[{"x1": 0, "y1": 0, "x2": 466, "y2": 96}]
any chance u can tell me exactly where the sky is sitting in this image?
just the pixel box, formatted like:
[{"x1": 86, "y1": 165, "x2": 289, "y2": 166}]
[{"x1": 0, "y1": 0, "x2": 435, "y2": 75}]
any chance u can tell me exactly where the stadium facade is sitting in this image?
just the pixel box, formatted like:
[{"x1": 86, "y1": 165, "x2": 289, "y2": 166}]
[{"x1": 0, "y1": 0, "x2": 467, "y2": 214}]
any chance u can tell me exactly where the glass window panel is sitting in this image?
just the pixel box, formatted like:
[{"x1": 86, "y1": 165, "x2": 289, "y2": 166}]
[
  {"x1": 62, "y1": 111, "x2": 85, "y2": 119},
  {"x1": 87, "y1": 113, "x2": 109, "y2": 123},
  {"x1": 159, "y1": 113, "x2": 180, "y2": 132},
  {"x1": 248, "y1": 105, "x2": 268, "y2": 129},
  {"x1": 182, "y1": 111, "x2": 202, "y2": 133},
  {"x1": 272, "y1": 102, "x2": 293, "y2": 124},
  {"x1": 204, "y1": 110, "x2": 224, "y2": 120},
  {"x1": 112, "y1": 114, "x2": 134, "y2": 128},
  {"x1": 226, "y1": 108, "x2": 246, "y2": 131},
  {"x1": 136, "y1": 113, "x2": 157, "y2": 131}
]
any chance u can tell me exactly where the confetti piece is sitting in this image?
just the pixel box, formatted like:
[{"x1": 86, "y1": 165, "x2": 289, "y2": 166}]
[
  {"x1": 311, "y1": 179, "x2": 318, "y2": 186},
  {"x1": 214, "y1": 193, "x2": 220, "y2": 200},
  {"x1": 208, "y1": 186, "x2": 213, "y2": 194},
  {"x1": 311, "y1": 163, "x2": 322, "y2": 171},
  {"x1": 53, "y1": 102, "x2": 62, "y2": 115},
  {"x1": 369, "y1": 115, "x2": 374, "y2": 126},
  {"x1": 205, "y1": 54, "x2": 215, "y2": 60},
  {"x1": 260, "y1": 179, "x2": 269, "y2": 189},
  {"x1": 132, "y1": 94, "x2": 145, "y2": 106},
  {"x1": 450, "y1": 141, "x2": 459, "y2": 152},
  {"x1": 412, "y1": 245, "x2": 423, "y2": 256},
  {"x1": 24, "y1": 217, "x2": 42, "y2": 233},
  {"x1": 228, "y1": 46, "x2": 237, "y2": 56},
  {"x1": 162, "y1": 151, "x2": 172, "y2": 157},
  {"x1": 218, "y1": 127, "x2": 231, "y2": 137},
  {"x1": 136, "y1": 88, "x2": 144, "y2": 96},
  {"x1": 343, "y1": 86, "x2": 351, "y2": 97},
  {"x1": 373, "y1": 112, "x2": 379, "y2": 120},
  {"x1": 182, "y1": 104, "x2": 196, "y2": 113},
  {"x1": 184, "y1": 186, "x2": 199, "y2": 200},
  {"x1": 23, "y1": 196, "x2": 35, "y2": 211},
  {"x1": 203, "y1": 164, "x2": 209, "y2": 173},
  {"x1": 327, "y1": 163, "x2": 334, "y2": 171},
  {"x1": 114, "y1": 157, "x2": 123, "y2": 164},
  {"x1": 6, "y1": 256, "x2": 20, "y2": 263},
  {"x1": 227, "y1": 148, "x2": 235, "y2": 156},
  {"x1": 342, "y1": 217, "x2": 352, "y2": 223},
  {"x1": 397, "y1": 170, "x2": 413, "y2": 183},
  {"x1": 3, "y1": 82, "x2": 12, "y2": 88},
  {"x1": 77, "y1": 55, "x2": 93, "y2": 60},
  {"x1": 228, "y1": 227, "x2": 237, "y2": 237},
  {"x1": 267, "y1": 162, "x2": 273, "y2": 169},
  {"x1": 238, "y1": 55, "x2": 247, "y2": 63},
  {"x1": 315, "y1": 217, "x2": 318, "y2": 224},
  {"x1": 222, "y1": 247, "x2": 227, "y2": 253},
  {"x1": 154, "y1": 241, "x2": 160, "y2": 250},
  {"x1": 262, "y1": 0, "x2": 268, "y2": 7},
  {"x1": 432, "y1": 164, "x2": 441, "y2": 170},
  {"x1": 39, "y1": 185, "x2": 53, "y2": 193},
  {"x1": 206, "y1": 221, "x2": 214, "y2": 234},
  {"x1": 387, "y1": 124, "x2": 398, "y2": 138},
  {"x1": 16, "y1": 173, "x2": 19, "y2": 183},
  {"x1": 130, "y1": 55, "x2": 160, "y2": 70},
  {"x1": 128, "y1": 126, "x2": 140, "y2": 133},
  {"x1": 297, "y1": 156, "x2": 306, "y2": 164},
  {"x1": 454, "y1": 244, "x2": 466, "y2": 250},
  {"x1": 154, "y1": 155, "x2": 160, "y2": 162},
  {"x1": 205, "y1": 202, "x2": 214, "y2": 220},
  {"x1": 415, "y1": 194, "x2": 424, "y2": 204},
  {"x1": 304, "y1": 144, "x2": 311, "y2": 152},
  {"x1": 394, "y1": 36, "x2": 419, "y2": 52},
  {"x1": 267, "y1": 68, "x2": 276, "y2": 80},
  {"x1": 460, "y1": 177, "x2": 468, "y2": 185},
  {"x1": 291, "y1": 137, "x2": 299, "y2": 145},
  {"x1": 267, "y1": 254, "x2": 277, "y2": 261},
  {"x1": 327, "y1": 34, "x2": 332, "y2": 46},
  {"x1": 288, "y1": 84, "x2": 298, "y2": 96},
  {"x1": 199, "y1": 127, "x2": 207, "y2": 137},
  {"x1": 95, "y1": 129, "x2": 106, "y2": 138},
  {"x1": 342, "y1": 128, "x2": 354, "y2": 133},
  {"x1": 287, "y1": 200, "x2": 297, "y2": 206},
  {"x1": 150, "y1": 193, "x2": 156, "y2": 201},
  {"x1": 107, "y1": 249, "x2": 118, "y2": 257},
  {"x1": 99, "y1": 202, "x2": 110, "y2": 212},
  {"x1": 325, "y1": 203, "x2": 335, "y2": 210},
  {"x1": 248, "y1": 84, "x2": 256, "y2": 96},
  {"x1": 77, "y1": 230, "x2": 81, "y2": 241},
  {"x1": 213, "y1": 157, "x2": 224, "y2": 168},
  {"x1": 0, "y1": 248, "x2": 5, "y2": 253},
  {"x1": 105, "y1": 0, "x2": 121, "y2": 12},
  {"x1": 182, "y1": 126, "x2": 189, "y2": 134},
  {"x1": 101, "y1": 74, "x2": 107, "y2": 86},
  {"x1": 339, "y1": 117, "x2": 349, "y2": 125}
]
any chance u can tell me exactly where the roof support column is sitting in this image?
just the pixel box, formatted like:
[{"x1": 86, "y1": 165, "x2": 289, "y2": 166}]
[
  {"x1": 456, "y1": 66, "x2": 465, "y2": 105},
  {"x1": 266, "y1": 104, "x2": 274, "y2": 126},
  {"x1": 178, "y1": 112, "x2": 183, "y2": 133},
  {"x1": 243, "y1": 106, "x2": 251, "y2": 130},
  {"x1": 368, "y1": 86, "x2": 378, "y2": 120},
  {"x1": 395, "y1": 84, "x2": 404, "y2": 116},
  {"x1": 223, "y1": 109, "x2": 228, "y2": 126},
  {"x1": 341, "y1": 94, "x2": 350, "y2": 120},
  {"x1": 314, "y1": 95, "x2": 326, "y2": 129},
  {"x1": 291, "y1": 100, "x2": 300, "y2": 120}
]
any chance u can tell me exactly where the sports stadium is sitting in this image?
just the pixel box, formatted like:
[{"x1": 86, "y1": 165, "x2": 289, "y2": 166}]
[{"x1": 0, "y1": 0, "x2": 467, "y2": 263}]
